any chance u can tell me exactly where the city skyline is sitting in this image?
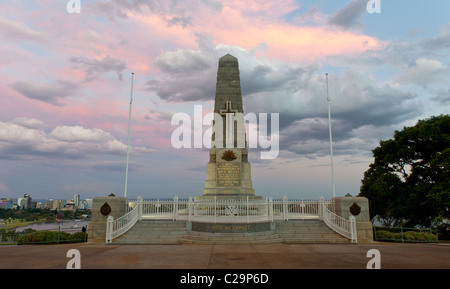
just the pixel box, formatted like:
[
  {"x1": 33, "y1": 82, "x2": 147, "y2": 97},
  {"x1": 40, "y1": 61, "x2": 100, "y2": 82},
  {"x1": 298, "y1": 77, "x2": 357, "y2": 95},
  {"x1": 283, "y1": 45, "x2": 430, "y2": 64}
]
[{"x1": 0, "y1": 0, "x2": 449, "y2": 201}]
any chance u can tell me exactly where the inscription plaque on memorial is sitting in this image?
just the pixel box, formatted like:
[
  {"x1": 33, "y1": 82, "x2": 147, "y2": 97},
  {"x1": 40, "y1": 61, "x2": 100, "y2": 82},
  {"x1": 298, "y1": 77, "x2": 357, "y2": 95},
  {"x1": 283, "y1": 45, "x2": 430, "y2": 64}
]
[
  {"x1": 217, "y1": 162, "x2": 241, "y2": 187},
  {"x1": 192, "y1": 222, "x2": 271, "y2": 233}
]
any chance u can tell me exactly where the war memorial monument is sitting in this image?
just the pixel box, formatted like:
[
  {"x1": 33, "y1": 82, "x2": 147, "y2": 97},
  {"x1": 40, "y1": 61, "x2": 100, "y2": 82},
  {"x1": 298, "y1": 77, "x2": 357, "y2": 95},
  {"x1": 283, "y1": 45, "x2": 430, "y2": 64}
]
[
  {"x1": 88, "y1": 54, "x2": 373, "y2": 244},
  {"x1": 200, "y1": 54, "x2": 257, "y2": 200}
]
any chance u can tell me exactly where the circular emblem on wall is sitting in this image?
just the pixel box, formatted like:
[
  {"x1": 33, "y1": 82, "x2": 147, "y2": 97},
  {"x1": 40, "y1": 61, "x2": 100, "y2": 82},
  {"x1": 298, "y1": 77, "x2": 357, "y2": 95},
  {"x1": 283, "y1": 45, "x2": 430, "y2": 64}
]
[
  {"x1": 349, "y1": 202, "x2": 361, "y2": 216},
  {"x1": 222, "y1": 150, "x2": 237, "y2": 161},
  {"x1": 100, "y1": 202, "x2": 111, "y2": 216}
]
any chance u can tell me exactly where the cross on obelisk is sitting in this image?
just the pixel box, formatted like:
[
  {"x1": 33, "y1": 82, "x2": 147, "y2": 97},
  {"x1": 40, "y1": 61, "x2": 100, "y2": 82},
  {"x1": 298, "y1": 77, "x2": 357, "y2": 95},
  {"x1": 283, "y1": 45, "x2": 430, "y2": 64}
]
[
  {"x1": 219, "y1": 101, "x2": 239, "y2": 115},
  {"x1": 219, "y1": 101, "x2": 239, "y2": 148}
]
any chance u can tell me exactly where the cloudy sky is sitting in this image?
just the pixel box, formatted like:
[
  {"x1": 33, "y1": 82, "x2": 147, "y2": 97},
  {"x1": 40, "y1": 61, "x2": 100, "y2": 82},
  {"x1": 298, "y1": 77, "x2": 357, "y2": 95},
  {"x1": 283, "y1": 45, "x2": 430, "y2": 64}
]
[{"x1": 0, "y1": 0, "x2": 449, "y2": 201}]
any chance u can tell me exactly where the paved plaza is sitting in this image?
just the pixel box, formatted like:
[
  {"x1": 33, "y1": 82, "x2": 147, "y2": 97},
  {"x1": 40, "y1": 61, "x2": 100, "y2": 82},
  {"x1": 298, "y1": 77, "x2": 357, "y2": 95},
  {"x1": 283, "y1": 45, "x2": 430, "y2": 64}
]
[{"x1": 1, "y1": 242, "x2": 449, "y2": 269}]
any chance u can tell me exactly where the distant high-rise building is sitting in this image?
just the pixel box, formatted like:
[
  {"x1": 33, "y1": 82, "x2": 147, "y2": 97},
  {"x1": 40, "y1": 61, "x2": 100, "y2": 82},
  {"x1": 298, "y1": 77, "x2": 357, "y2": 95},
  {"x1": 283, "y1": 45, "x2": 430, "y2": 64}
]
[
  {"x1": 0, "y1": 198, "x2": 13, "y2": 209},
  {"x1": 45, "y1": 199, "x2": 53, "y2": 209},
  {"x1": 73, "y1": 194, "x2": 80, "y2": 208},
  {"x1": 46, "y1": 199, "x2": 64, "y2": 211},
  {"x1": 23, "y1": 194, "x2": 32, "y2": 209},
  {"x1": 79, "y1": 199, "x2": 92, "y2": 210},
  {"x1": 17, "y1": 198, "x2": 26, "y2": 209}
]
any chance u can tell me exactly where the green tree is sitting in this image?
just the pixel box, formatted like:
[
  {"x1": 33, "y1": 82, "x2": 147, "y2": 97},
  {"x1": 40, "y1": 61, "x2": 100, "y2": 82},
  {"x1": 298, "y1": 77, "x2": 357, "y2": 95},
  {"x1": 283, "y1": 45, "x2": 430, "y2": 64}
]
[{"x1": 360, "y1": 115, "x2": 450, "y2": 227}]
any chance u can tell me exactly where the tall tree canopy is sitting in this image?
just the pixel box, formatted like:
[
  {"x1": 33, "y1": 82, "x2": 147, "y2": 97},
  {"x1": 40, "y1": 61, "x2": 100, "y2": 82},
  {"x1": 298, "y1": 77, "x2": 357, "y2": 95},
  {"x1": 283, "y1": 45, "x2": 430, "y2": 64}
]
[{"x1": 360, "y1": 115, "x2": 449, "y2": 227}]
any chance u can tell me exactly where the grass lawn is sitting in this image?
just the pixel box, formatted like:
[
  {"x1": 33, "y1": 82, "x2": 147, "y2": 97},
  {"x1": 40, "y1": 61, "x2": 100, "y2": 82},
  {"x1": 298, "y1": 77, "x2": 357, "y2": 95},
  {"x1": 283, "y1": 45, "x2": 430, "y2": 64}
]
[{"x1": 1, "y1": 219, "x2": 46, "y2": 230}]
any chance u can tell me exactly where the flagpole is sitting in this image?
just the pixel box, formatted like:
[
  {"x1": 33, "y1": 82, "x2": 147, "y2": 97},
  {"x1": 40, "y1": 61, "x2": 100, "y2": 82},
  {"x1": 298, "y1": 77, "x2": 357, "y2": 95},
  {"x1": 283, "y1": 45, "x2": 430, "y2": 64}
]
[
  {"x1": 326, "y1": 73, "x2": 336, "y2": 198},
  {"x1": 124, "y1": 72, "x2": 134, "y2": 198}
]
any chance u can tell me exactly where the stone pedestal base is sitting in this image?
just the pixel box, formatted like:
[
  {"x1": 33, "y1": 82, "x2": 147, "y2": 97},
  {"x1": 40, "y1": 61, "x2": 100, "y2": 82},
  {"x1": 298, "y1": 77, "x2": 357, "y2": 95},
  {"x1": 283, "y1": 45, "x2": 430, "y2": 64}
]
[
  {"x1": 333, "y1": 197, "x2": 374, "y2": 243},
  {"x1": 88, "y1": 196, "x2": 128, "y2": 241}
]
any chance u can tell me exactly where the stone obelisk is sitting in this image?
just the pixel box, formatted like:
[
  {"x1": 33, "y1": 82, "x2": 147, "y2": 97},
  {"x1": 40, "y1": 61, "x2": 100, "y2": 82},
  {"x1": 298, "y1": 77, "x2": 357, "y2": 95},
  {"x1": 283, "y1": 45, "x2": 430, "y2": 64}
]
[{"x1": 198, "y1": 54, "x2": 259, "y2": 200}]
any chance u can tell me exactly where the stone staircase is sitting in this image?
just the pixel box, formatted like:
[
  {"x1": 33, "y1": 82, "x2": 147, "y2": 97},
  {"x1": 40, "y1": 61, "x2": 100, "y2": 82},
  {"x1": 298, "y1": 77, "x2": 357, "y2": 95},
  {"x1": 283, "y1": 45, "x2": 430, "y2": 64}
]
[
  {"x1": 111, "y1": 219, "x2": 349, "y2": 244},
  {"x1": 112, "y1": 220, "x2": 188, "y2": 244},
  {"x1": 275, "y1": 220, "x2": 349, "y2": 243}
]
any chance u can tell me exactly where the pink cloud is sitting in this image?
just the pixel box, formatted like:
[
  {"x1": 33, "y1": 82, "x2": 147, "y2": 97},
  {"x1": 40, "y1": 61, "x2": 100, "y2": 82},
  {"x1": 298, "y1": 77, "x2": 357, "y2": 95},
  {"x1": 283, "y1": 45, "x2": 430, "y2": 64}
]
[
  {"x1": 125, "y1": 0, "x2": 383, "y2": 63},
  {"x1": 199, "y1": 2, "x2": 382, "y2": 61}
]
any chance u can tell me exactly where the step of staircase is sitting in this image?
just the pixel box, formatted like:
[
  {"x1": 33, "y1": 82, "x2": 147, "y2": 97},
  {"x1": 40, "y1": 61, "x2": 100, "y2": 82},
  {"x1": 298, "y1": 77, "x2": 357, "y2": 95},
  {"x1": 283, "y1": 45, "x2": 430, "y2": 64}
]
[
  {"x1": 275, "y1": 220, "x2": 349, "y2": 243},
  {"x1": 112, "y1": 220, "x2": 188, "y2": 244},
  {"x1": 179, "y1": 230, "x2": 283, "y2": 245}
]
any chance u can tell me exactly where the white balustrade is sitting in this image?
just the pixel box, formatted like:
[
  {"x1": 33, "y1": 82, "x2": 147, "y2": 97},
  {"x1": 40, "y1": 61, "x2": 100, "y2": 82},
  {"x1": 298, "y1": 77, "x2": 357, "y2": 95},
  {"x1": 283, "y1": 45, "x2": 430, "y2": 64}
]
[
  {"x1": 106, "y1": 198, "x2": 140, "y2": 243},
  {"x1": 321, "y1": 203, "x2": 357, "y2": 243}
]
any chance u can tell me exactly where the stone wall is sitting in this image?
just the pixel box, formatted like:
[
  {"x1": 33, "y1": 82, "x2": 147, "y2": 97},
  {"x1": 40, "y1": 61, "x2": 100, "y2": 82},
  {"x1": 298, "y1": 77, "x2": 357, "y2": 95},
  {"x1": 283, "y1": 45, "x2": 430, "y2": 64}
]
[
  {"x1": 333, "y1": 197, "x2": 374, "y2": 243},
  {"x1": 88, "y1": 196, "x2": 129, "y2": 241}
]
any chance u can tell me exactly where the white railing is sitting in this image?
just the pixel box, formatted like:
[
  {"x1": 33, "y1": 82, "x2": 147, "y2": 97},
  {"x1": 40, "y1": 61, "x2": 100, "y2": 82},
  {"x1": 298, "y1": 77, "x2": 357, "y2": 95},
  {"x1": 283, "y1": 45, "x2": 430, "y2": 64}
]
[
  {"x1": 272, "y1": 197, "x2": 334, "y2": 220},
  {"x1": 320, "y1": 199, "x2": 357, "y2": 243},
  {"x1": 106, "y1": 197, "x2": 141, "y2": 243},
  {"x1": 128, "y1": 196, "x2": 334, "y2": 223},
  {"x1": 191, "y1": 197, "x2": 269, "y2": 223},
  {"x1": 139, "y1": 197, "x2": 186, "y2": 220}
]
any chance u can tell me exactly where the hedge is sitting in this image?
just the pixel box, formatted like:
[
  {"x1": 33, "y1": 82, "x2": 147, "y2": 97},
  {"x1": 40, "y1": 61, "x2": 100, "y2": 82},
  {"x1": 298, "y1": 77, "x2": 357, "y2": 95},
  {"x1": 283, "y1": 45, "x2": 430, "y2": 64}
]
[
  {"x1": 375, "y1": 230, "x2": 438, "y2": 243},
  {"x1": 17, "y1": 230, "x2": 87, "y2": 245}
]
